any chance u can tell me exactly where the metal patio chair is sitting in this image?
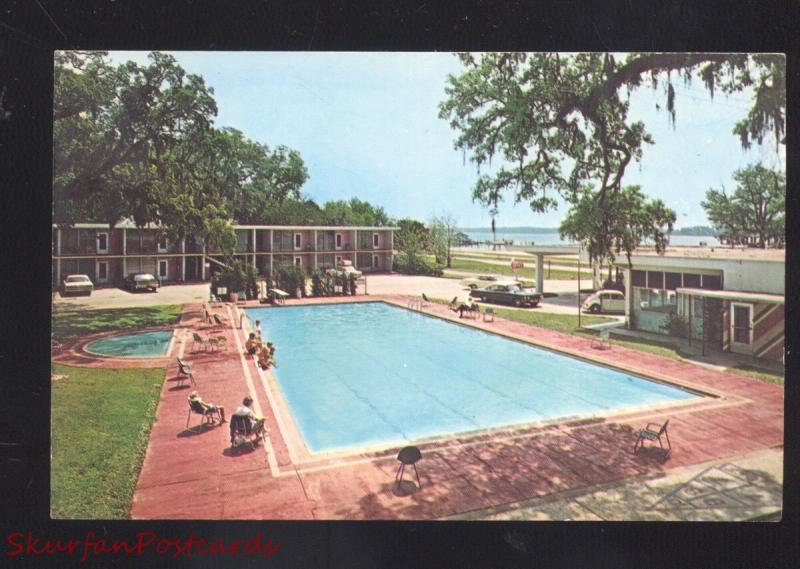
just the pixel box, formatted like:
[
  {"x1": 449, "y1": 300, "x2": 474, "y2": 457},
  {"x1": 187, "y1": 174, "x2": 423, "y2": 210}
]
[{"x1": 633, "y1": 419, "x2": 671, "y2": 457}]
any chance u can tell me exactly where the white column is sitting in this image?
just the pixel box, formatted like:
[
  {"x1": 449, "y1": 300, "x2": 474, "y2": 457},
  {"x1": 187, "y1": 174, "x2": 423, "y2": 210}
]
[
  {"x1": 56, "y1": 229, "x2": 62, "y2": 283},
  {"x1": 252, "y1": 228, "x2": 257, "y2": 269},
  {"x1": 536, "y1": 253, "x2": 545, "y2": 294},
  {"x1": 202, "y1": 243, "x2": 207, "y2": 281},
  {"x1": 181, "y1": 237, "x2": 186, "y2": 281},
  {"x1": 314, "y1": 230, "x2": 318, "y2": 270},
  {"x1": 624, "y1": 268, "x2": 632, "y2": 328},
  {"x1": 269, "y1": 230, "x2": 274, "y2": 275},
  {"x1": 122, "y1": 229, "x2": 127, "y2": 278}
]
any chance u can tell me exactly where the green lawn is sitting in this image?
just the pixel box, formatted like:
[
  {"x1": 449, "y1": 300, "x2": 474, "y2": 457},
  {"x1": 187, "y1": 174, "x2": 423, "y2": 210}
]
[
  {"x1": 52, "y1": 304, "x2": 183, "y2": 342},
  {"x1": 426, "y1": 296, "x2": 614, "y2": 333},
  {"x1": 51, "y1": 363, "x2": 165, "y2": 518},
  {"x1": 725, "y1": 364, "x2": 784, "y2": 385},
  {"x1": 434, "y1": 256, "x2": 593, "y2": 280},
  {"x1": 491, "y1": 307, "x2": 615, "y2": 334}
]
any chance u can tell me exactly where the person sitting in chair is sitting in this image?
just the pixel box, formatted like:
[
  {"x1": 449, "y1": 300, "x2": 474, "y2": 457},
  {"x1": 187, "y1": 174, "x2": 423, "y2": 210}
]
[
  {"x1": 231, "y1": 395, "x2": 267, "y2": 445},
  {"x1": 245, "y1": 332, "x2": 262, "y2": 355},
  {"x1": 188, "y1": 391, "x2": 226, "y2": 423},
  {"x1": 257, "y1": 345, "x2": 276, "y2": 370}
]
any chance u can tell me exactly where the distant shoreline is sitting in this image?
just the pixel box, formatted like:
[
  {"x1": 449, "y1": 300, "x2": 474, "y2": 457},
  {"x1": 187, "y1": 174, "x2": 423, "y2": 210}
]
[{"x1": 459, "y1": 226, "x2": 717, "y2": 236}]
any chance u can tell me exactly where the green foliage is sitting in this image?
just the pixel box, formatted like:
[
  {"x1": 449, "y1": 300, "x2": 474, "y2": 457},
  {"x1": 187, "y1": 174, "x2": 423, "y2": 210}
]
[
  {"x1": 440, "y1": 52, "x2": 784, "y2": 256},
  {"x1": 311, "y1": 269, "x2": 324, "y2": 297},
  {"x1": 393, "y1": 252, "x2": 444, "y2": 276},
  {"x1": 320, "y1": 198, "x2": 390, "y2": 226},
  {"x1": 428, "y1": 213, "x2": 458, "y2": 268},
  {"x1": 51, "y1": 304, "x2": 183, "y2": 342},
  {"x1": 702, "y1": 164, "x2": 785, "y2": 248},
  {"x1": 560, "y1": 185, "x2": 676, "y2": 266},
  {"x1": 215, "y1": 259, "x2": 248, "y2": 294},
  {"x1": 53, "y1": 51, "x2": 308, "y2": 251},
  {"x1": 51, "y1": 363, "x2": 164, "y2": 518},
  {"x1": 275, "y1": 266, "x2": 307, "y2": 297},
  {"x1": 348, "y1": 272, "x2": 358, "y2": 296},
  {"x1": 660, "y1": 312, "x2": 690, "y2": 339}
]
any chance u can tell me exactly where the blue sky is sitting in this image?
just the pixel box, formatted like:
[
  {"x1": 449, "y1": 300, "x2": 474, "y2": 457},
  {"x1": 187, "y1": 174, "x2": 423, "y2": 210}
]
[{"x1": 109, "y1": 51, "x2": 784, "y2": 229}]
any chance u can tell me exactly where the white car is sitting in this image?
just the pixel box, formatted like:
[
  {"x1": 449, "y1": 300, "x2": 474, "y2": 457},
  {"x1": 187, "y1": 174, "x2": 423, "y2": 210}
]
[
  {"x1": 62, "y1": 274, "x2": 94, "y2": 296},
  {"x1": 583, "y1": 289, "x2": 625, "y2": 314},
  {"x1": 460, "y1": 274, "x2": 518, "y2": 289}
]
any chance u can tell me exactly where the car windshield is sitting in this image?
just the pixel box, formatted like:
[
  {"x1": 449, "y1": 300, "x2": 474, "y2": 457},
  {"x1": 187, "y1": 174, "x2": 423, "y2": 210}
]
[
  {"x1": 66, "y1": 276, "x2": 89, "y2": 283},
  {"x1": 506, "y1": 284, "x2": 520, "y2": 292}
]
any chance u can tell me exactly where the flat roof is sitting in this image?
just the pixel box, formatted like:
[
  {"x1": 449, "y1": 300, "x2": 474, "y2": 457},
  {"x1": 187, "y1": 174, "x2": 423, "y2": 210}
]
[
  {"x1": 677, "y1": 287, "x2": 784, "y2": 304},
  {"x1": 57, "y1": 222, "x2": 397, "y2": 231},
  {"x1": 622, "y1": 246, "x2": 785, "y2": 262}
]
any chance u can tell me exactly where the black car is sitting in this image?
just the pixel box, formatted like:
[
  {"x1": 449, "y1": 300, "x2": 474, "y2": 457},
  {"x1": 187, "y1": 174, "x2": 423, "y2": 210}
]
[
  {"x1": 469, "y1": 283, "x2": 541, "y2": 308},
  {"x1": 124, "y1": 272, "x2": 160, "y2": 292}
]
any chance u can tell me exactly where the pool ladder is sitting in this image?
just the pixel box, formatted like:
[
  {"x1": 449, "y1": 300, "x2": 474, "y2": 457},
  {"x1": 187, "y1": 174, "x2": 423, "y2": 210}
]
[{"x1": 407, "y1": 297, "x2": 423, "y2": 311}]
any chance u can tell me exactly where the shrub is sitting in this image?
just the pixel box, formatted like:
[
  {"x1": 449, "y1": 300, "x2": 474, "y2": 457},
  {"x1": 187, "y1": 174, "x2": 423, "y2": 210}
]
[
  {"x1": 348, "y1": 272, "x2": 358, "y2": 295},
  {"x1": 393, "y1": 252, "x2": 444, "y2": 277},
  {"x1": 216, "y1": 259, "x2": 248, "y2": 298},
  {"x1": 660, "y1": 312, "x2": 690, "y2": 339},
  {"x1": 311, "y1": 269, "x2": 323, "y2": 297}
]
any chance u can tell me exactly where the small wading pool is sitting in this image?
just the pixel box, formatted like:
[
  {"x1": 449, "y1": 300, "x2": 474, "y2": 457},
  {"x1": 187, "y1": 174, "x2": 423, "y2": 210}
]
[
  {"x1": 246, "y1": 302, "x2": 701, "y2": 454},
  {"x1": 84, "y1": 330, "x2": 173, "y2": 358}
]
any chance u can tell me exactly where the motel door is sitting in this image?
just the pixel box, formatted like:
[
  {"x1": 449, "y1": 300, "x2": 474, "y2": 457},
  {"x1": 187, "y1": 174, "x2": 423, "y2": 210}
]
[{"x1": 730, "y1": 302, "x2": 754, "y2": 355}]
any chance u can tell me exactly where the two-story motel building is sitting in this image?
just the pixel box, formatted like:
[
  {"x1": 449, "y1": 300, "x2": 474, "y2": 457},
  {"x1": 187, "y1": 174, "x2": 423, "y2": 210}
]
[{"x1": 52, "y1": 221, "x2": 397, "y2": 288}]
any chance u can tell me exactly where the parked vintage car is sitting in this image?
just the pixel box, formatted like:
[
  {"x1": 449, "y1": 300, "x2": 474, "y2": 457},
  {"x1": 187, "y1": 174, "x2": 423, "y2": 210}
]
[
  {"x1": 326, "y1": 259, "x2": 362, "y2": 279},
  {"x1": 582, "y1": 289, "x2": 625, "y2": 313},
  {"x1": 460, "y1": 274, "x2": 518, "y2": 289},
  {"x1": 124, "y1": 272, "x2": 160, "y2": 292},
  {"x1": 62, "y1": 274, "x2": 93, "y2": 296},
  {"x1": 469, "y1": 283, "x2": 541, "y2": 308}
]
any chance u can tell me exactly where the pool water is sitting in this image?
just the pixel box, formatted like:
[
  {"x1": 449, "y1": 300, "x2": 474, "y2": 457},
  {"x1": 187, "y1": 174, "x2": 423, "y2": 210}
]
[
  {"x1": 85, "y1": 330, "x2": 173, "y2": 358},
  {"x1": 246, "y1": 303, "x2": 698, "y2": 453}
]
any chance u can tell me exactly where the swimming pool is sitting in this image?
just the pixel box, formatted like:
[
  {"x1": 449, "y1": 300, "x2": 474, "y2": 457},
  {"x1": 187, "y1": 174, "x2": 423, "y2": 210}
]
[
  {"x1": 246, "y1": 303, "x2": 699, "y2": 453},
  {"x1": 84, "y1": 330, "x2": 173, "y2": 358}
]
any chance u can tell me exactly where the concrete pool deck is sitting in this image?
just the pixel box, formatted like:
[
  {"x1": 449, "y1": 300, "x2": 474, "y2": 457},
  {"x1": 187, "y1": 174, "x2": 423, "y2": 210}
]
[{"x1": 129, "y1": 297, "x2": 783, "y2": 520}]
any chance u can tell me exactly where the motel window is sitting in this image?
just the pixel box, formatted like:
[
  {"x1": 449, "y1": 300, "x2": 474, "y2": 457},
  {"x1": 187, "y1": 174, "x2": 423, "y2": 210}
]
[
  {"x1": 158, "y1": 260, "x2": 168, "y2": 280},
  {"x1": 664, "y1": 272, "x2": 682, "y2": 291},
  {"x1": 97, "y1": 232, "x2": 108, "y2": 253},
  {"x1": 372, "y1": 255, "x2": 380, "y2": 269},
  {"x1": 701, "y1": 274, "x2": 722, "y2": 290},
  {"x1": 638, "y1": 288, "x2": 677, "y2": 312},
  {"x1": 157, "y1": 236, "x2": 169, "y2": 253},
  {"x1": 631, "y1": 270, "x2": 647, "y2": 287},
  {"x1": 294, "y1": 256, "x2": 302, "y2": 267},
  {"x1": 335, "y1": 233, "x2": 342, "y2": 249},
  {"x1": 647, "y1": 271, "x2": 664, "y2": 289},
  {"x1": 683, "y1": 273, "x2": 701, "y2": 288},
  {"x1": 373, "y1": 233, "x2": 379, "y2": 248},
  {"x1": 294, "y1": 233, "x2": 302, "y2": 250},
  {"x1": 335, "y1": 256, "x2": 342, "y2": 267}
]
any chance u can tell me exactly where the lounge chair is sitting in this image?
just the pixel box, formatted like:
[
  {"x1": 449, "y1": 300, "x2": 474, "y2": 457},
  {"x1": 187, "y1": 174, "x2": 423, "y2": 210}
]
[
  {"x1": 176, "y1": 357, "x2": 196, "y2": 387},
  {"x1": 591, "y1": 329, "x2": 611, "y2": 350},
  {"x1": 633, "y1": 419, "x2": 671, "y2": 457},
  {"x1": 420, "y1": 293, "x2": 431, "y2": 307},
  {"x1": 447, "y1": 296, "x2": 459, "y2": 311},
  {"x1": 230, "y1": 414, "x2": 267, "y2": 449},
  {"x1": 186, "y1": 396, "x2": 223, "y2": 430},
  {"x1": 213, "y1": 313, "x2": 229, "y2": 327},
  {"x1": 208, "y1": 335, "x2": 228, "y2": 352},
  {"x1": 483, "y1": 307, "x2": 495, "y2": 322},
  {"x1": 191, "y1": 332, "x2": 209, "y2": 353}
]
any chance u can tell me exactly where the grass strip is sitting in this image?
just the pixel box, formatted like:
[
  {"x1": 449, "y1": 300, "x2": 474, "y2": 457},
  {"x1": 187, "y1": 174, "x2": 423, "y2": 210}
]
[
  {"x1": 52, "y1": 304, "x2": 183, "y2": 342},
  {"x1": 51, "y1": 364, "x2": 165, "y2": 518}
]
